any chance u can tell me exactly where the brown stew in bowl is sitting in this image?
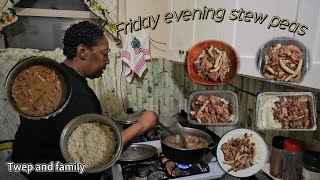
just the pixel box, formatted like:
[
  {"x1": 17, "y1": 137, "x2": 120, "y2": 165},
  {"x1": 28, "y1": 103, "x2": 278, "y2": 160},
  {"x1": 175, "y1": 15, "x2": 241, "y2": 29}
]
[
  {"x1": 12, "y1": 65, "x2": 66, "y2": 117},
  {"x1": 163, "y1": 134, "x2": 208, "y2": 149}
]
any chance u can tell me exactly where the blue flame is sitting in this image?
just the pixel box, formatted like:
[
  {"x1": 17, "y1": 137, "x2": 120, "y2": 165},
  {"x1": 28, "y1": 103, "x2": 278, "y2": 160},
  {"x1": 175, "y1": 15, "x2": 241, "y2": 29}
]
[{"x1": 176, "y1": 163, "x2": 192, "y2": 169}]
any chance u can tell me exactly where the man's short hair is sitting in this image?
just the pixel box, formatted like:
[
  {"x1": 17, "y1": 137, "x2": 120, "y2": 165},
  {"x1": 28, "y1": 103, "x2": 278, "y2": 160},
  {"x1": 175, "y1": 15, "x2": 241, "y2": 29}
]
[{"x1": 63, "y1": 21, "x2": 104, "y2": 59}]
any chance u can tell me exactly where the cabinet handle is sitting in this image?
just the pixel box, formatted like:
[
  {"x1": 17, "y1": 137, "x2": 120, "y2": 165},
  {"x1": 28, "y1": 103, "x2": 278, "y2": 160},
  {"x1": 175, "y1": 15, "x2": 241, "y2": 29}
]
[{"x1": 179, "y1": 49, "x2": 184, "y2": 55}]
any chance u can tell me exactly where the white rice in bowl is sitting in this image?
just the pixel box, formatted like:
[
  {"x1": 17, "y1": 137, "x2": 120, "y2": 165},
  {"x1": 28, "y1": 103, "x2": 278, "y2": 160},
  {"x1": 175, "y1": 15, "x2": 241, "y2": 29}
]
[{"x1": 67, "y1": 122, "x2": 116, "y2": 169}]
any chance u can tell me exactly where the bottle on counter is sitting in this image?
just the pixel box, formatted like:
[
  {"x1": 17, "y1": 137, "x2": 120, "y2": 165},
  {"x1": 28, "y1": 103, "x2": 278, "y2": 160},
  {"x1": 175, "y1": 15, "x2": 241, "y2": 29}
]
[
  {"x1": 302, "y1": 151, "x2": 320, "y2": 180},
  {"x1": 270, "y1": 136, "x2": 287, "y2": 178},
  {"x1": 282, "y1": 139, "x2": 304, "y2": 180}
]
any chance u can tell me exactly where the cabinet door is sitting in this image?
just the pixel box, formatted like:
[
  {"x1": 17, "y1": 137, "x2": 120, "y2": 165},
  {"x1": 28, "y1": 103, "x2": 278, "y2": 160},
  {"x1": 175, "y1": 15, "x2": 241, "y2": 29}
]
[
  {"x1": 235, "y1": 0, "x2": 320, "y2": 89},
  {"x1": 233, "y1": 0, "x2": 298, "y2": 77},
  {"x1": 167, "y1": 0, "x2": 195, "y2": 63},
  {"x1": 126, "y1": 0, "x2": 169, "y2": 58},
  {"x1": 194, "y1": 0, "x2": 235, "y2": 45},
  {"x1": 294, "y1": 0, "x2": 320, "y2": 89}
]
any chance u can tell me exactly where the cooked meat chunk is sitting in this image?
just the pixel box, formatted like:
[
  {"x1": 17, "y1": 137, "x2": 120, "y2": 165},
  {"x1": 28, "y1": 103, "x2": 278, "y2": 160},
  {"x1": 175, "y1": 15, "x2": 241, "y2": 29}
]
[
  {"x1": 221, "y1": 133, "x2": 256, "y2": 172},
  {"x1": 163, "y1": 135, "x2": 208, "y2": 149},
  {"x1": 12, "y1": 65, "x2": 66, "y2": 117},
  {"x1": 190, "y1": 95, "x2": 233, "y2": 124},
  {"x1": 263, "y1": 44, "x2": 304, "y2": 82},
  {"x1": 273, "y1": 96, "x2": 311, "y2": 129},
  {"x1": 193, "y1": 45, "x2": 232, "y2": 82}
]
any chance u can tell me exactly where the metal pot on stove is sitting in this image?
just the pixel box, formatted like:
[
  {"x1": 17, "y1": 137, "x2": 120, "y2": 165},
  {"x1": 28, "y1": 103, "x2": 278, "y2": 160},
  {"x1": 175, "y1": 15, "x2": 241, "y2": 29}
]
[
  {"x1": 160, "y1": 127, "x2": 217, "y2": 164},
  {"x1": 118, "y1": 144, "x2": 158, "y2": 162},
  {"x1": 113, "y1": 108, "x2": 167, "y2": 142},
  {"x1": 112, "y1": 108, "x2": 179, "y2": 128},
  {"x1": 111, "y1": 108, "x2": 144, "y2": 130}
]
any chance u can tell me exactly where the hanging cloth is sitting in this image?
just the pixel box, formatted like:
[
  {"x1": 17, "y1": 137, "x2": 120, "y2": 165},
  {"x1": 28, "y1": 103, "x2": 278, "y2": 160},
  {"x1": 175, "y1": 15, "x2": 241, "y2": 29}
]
[{"x1": 121, "y1": 30, "x2": 150, "y2": 82}]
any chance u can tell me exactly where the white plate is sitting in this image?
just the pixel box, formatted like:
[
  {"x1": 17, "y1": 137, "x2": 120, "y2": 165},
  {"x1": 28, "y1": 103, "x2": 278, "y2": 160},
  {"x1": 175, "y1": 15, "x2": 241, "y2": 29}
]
[{"x1": 216, "y1": 128, "x2": 268, "y2": 178}]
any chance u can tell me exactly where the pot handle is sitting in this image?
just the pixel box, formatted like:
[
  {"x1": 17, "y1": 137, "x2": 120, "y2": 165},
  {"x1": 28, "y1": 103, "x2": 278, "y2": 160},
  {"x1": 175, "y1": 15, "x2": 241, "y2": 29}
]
[
  {"x1": 206, "y1": 142, "x2": 217, "y2": 157},
  {"x1": 202, "y1": 142, "x2": 218, "y2": 163}
]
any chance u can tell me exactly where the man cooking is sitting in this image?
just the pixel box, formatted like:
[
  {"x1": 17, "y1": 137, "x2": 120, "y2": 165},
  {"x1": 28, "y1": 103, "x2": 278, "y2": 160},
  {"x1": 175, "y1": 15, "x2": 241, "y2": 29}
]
[{"x1": 10, "y1": 21, "x2": 159, "y2": 180}]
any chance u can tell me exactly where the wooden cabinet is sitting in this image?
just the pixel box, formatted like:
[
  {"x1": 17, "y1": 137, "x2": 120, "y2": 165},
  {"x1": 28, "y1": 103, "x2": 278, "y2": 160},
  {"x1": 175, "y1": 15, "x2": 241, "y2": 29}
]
[
  {"x1": 231, "y1": 0, "x2": 320, "y2": 89},
  {"x1": 165, "y1": 0, "x2": 320, "y2": 89},
  {"x1": 231, "y1": 0, "x2": 297, "y2": 77},
  {"x1": 124, "y1": 0, "x2": 320, "y2": 89},
  {"x1": 294, "y1": 0, "x2": 320, "y2": 89},
  {"x1": 193, "y1": 1, "x2": 235, "y2": 44},
  {"x1": 166, "y1": 0, "x2": 195, "y2": 64},
  {"x1": 125, "y1": 0, "x2": 170, "y2": 58}
]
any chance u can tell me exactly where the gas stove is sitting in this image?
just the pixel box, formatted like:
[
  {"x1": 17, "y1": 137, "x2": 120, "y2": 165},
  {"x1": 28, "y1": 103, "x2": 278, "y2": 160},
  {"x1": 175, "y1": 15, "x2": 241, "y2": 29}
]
[
  {"x1": 120, "y1": 154, "x2": 167, "y2": 180},
  {"x1": 132, "y1": 110, "x2": 221, "y2": 144},
  {"x1": 110, "y1": 111, "x2": 224, "y2": 180},
  {"x1": 119, "y1": 152, "x2": 211, "y2": 180},
  {"x1": 160, "y1": 153, "x2": 210, "y2": 178},
  {"x1": 133, "y1": 127, "x2": 163, "y2": 142},
  {"x1": 112, "y1": 140, "x2": 224, "y2": 180}
]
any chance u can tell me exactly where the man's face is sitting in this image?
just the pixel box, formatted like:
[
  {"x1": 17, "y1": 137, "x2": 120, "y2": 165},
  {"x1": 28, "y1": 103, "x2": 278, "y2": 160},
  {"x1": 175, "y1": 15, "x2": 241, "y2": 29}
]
[{"x1": 85, "y1": 37, "x2": 110, "y2": 79}]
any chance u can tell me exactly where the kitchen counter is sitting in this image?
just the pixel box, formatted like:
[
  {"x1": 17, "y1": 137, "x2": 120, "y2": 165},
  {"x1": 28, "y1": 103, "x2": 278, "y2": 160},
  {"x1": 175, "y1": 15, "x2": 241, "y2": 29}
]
[{"x1": 111, "y1": 140, "x2": 225, "y2": 180}]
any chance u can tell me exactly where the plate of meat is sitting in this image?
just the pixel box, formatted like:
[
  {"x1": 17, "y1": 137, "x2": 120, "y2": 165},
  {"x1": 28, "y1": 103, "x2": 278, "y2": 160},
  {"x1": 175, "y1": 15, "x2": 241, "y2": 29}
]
[
  {"x1": 187, "y1": 91, "x2": 239, "y2": 126},
  {"x1": 217, "y1": 129, "x2": 268, "y2": 178},
  {"x1": 258, "y1": 38, "x2": 309, "y2": 83},
  {"x1": 256, "y1": 92, "x2": 317, "y2": 131},
  {"x1": 187, "y1": 40, "x2": 239, "y2": 86}
]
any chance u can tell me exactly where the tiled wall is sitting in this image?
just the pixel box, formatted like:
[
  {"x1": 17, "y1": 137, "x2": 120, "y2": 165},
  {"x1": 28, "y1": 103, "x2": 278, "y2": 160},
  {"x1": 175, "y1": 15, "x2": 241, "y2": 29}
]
[
  {"x1": 1, "y1": 51, "x2": 319, "y2": 152},
  {"x1": 126, "y1": 58, "x2": 320, "y2": 152}
]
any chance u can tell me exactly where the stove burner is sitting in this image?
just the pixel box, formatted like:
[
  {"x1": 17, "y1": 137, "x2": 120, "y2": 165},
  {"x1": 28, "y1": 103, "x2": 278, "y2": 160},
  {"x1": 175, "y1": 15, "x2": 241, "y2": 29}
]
[
  {"x1": 160, "y1": 153, "x2": 210, "y2": 178},
  {"x1": 129, "y1": 127, "x2": 162, "y2": 143},
  {"x1": 121, "y1": 157, "x2": 168, "y2": 180},
  {"x1": 135, "y1": 166, "x2": 150, "y2": 177},
  {"x1": 176, "y1": 163, "x2": 192, "y2": 170}
]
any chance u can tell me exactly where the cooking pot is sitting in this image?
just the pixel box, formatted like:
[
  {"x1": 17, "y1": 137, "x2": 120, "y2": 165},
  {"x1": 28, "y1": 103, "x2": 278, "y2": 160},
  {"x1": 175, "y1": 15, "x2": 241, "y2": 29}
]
[
  {"x1": 5, "y1": 57, "x2": 72, "y2": 120},
  {"x1": 60, "y1": 114, "x2": 122, "y2": 173},
  {"x1": 112, "y1": 108, "x2": 179, "y2": 128},
  {"x1": 160, "y1": 127, "x2": 217, "y2": 164},
  {"x1": 112, "y1": 108, "x2": 143, "y2": 125},
  {"x1": 118, "y1": 144, "x2": 157, "y2": 162}
]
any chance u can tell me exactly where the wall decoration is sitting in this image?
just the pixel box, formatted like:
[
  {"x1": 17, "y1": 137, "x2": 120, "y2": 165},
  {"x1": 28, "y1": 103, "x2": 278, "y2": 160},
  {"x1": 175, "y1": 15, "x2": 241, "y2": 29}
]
[
  {"x1": 84, "y1": 0, "x2": 120, "y2": 44},
  {"x1": 0, "y1": 0, "x2": 19, "y2": 32}
]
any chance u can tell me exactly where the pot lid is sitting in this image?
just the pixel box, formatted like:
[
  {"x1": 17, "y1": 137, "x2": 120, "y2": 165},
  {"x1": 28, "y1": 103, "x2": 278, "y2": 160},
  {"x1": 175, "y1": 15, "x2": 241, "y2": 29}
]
[
  {"x1": 111, "y1": 108, "x2": 143, "y2": 124},
  {"x1": 118, "y1": 144, "x2": 157, "y2": 162}
]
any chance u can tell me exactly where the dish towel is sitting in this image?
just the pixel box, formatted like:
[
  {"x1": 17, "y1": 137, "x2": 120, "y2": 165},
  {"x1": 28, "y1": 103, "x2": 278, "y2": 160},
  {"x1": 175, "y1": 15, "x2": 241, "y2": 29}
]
[{"x1": 121, "y1": 31, "x2": 150, "y2": 82}]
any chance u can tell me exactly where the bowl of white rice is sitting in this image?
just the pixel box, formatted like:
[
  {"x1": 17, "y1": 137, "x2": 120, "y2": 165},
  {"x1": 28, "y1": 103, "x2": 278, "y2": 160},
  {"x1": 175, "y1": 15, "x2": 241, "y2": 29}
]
[{"x1": 60, "y1": 113, "x2": 122, "y2": 173}]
